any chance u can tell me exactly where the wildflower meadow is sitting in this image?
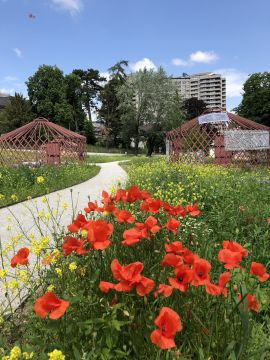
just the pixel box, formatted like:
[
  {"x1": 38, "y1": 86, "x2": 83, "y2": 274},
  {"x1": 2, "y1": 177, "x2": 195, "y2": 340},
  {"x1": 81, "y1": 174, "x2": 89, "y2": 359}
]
[{"x1": 0, "y1": 158, "x2": 270, "y2": 359}]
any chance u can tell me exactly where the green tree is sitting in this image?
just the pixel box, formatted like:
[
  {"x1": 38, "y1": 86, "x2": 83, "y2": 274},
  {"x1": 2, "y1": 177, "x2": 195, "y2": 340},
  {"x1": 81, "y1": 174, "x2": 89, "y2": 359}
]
[
  {"x1": 98, "y1": 60, "x2": 128, "y2": 147},
  {"x1": 235, "y1": 72, "x2": 270, "y2": 126},
  {"x1": 117, "y1": 67, "x2": 184, "y2": 156},
  {"x1": 72, "y1": 68, "x2": 105, "y2": 122},
  {"x1": 0, "y1": 93, "x2": 33, "y2": 133},
  {"x1": 26, "y1": 65, "x2": 73, "y2": 127},
  {"x1": 65, "y1": 73, "x2": 85, "y2": 132},
  {"x1": 182, "y1": 97, "x2": 207, "y2": 120}
]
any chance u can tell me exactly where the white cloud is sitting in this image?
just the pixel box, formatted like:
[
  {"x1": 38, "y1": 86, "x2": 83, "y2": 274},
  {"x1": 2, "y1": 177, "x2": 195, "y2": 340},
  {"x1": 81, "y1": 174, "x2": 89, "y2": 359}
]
[
  {"x1": 13, "y1": 48, "x2": 22, "y2": 58},
  {"x1": 172, "y1": 50, "x2": 219, "y2": 67},
  {"x1": 100, "y1": 72, "x2": 110, "y2": 81},
  {"x1": 214, "y1": 68, "x2": 248, "y2": 97},
  {"x1": 0, "y1": 88, "x2": 15, "y2": 95},
  {"x1": 172, "y1": 58, "x2": 190, "y2": 66},
  {"x1": 189, "y1": 50, "x2": 218, "y2": 64},
  {"x1": 4, "y1": 76, "x2": 18, "y2": 81},
  {"x1": 130, "y1": 58, "x2": 157, "y2": 72},
  {"x1": 50, "y1": 0, "x2": 83, "y2": 14}
]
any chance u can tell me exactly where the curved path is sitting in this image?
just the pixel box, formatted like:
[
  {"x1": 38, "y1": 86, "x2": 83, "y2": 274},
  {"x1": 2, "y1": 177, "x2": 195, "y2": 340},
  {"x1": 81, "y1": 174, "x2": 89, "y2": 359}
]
[
  {"x1": 0, "y1": 161, "x2": 127, "y2": 308},
  {"x1": 0, "y1": 161, "x2": 127, "y2": 244}
]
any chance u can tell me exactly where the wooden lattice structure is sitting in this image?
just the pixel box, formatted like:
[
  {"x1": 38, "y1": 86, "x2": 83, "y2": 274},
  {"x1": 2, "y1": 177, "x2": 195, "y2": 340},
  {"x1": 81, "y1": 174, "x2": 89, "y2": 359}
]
[
  {"x1": 0, "y1": 117, "x2": 86, "y2": 167},
  {"x1": 166, "y1": 110, "x2": 270, "y2": 166}
]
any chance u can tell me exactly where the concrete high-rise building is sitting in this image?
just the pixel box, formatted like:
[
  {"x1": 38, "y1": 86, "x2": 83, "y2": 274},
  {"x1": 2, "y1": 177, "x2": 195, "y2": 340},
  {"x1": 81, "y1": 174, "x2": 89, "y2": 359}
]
[{"x1": 172, "y1": 72, "x2": 226, "y2": 110}]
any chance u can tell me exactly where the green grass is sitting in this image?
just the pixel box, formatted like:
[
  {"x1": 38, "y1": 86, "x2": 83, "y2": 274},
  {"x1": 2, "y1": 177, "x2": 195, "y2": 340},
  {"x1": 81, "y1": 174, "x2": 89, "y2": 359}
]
[
  {"x1": 87, "y1": 154, "x2": 140, "y2": 163},
  {"x1": 0, "y1": 163, "x2": 100, "y2": 208},
  {"x1": 86, "y1": 144, "x2": 146, "y2": 154}
]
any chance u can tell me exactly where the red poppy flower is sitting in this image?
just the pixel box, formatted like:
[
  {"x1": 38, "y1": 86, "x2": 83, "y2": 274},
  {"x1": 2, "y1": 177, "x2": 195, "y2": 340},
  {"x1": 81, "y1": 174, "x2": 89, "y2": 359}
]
[
  {"x1": 205, "y1": 272, "x2": 230, "y2": 297},
  {"x1": 186, "y1": 203, "x2": 201, "y2": 216},
  {"x1": 83, "y1": 219, "x2": 113, "y2": 250},
  {"x1": 114, "y1": 209, "x2": 135, "y2": 224},
  {"x1": 126, "y1": 185, "x2": 144, "y2": 202},
  {"x1": 163, "y1": 203, "x2": 186, "y2": 217},
  {"x1": 68, "y1": 214, "x2": 88, "y2": 233},
  {"x1": 122, "y1": 227, "x2": 142, "y2": 246},
  {"x1": 11, "y1": 247, "x2": 30, "y2": 268},
  {"x1": 165, "y1": 218, "x2": 181, "y2": 234},
  {"x1": 150, "y1": 307, "x2": 182, "y2": 349},
  {"x1": 182, "y1": 249, "x2": 200, "y2": 266},
  {"x1": 140, "y1": 198, "x2": 162, "y2": 214},
  {"x1": 218, "y1": 249, "x2": 243, "y2": 269},
  {"x1": 101, "y1": 259, "x2": 154, "y2": 296},
  {"x1": 111, "y1": 259, "x2": 143, "y2": 284},
  {"x1": 160, "y1": 253, "x2": 183, "y2": 268},
  {"x1": 154, "y1": 284, "x2": 174, "y2": 298},
  {"x1": 62, "y1": 236, "x2": 87, "y2": 256},
  {"x1": 267, "y1": 218, "x2": 270, "y2": 223},
  {"x1": 165, "y1": 241, "x2": 186, "y2": 254},
  {"x1": 247, "y1": 294, "x2": 259, "y2": 312},
  {"x1": 84, "y1": 201, "x2": 99, "y2": 213},
  {"x1": 114, "y1": 189, "x2": 127, "y2": 202},
  {"x1": 222, "y1": 241, "x2": 248, "y2": 257},
  {"x1": 136, "y1": 216, "x2": 161, "y2": 239},
  {"x1": 34, "y1": 292, "x2": 70, "y2": 320},
  {"x1": 99, "y1": 281, "x2": 115, "y2": 293},
  {"x1": 99, "y1": 191, "x2": 116, "y2": 213},
  {"x1": 250, "y1": 262, "x2": 269, "y2": 282},
  {"x1": 192, "y1": 259, "x2": 211, "y2": 286},
  {"x1": 135, "y1": 276, "x2": 155, "y2": 296},
  {"x1": 169, "y1": 265, "x2": 193, "y2": 292}
]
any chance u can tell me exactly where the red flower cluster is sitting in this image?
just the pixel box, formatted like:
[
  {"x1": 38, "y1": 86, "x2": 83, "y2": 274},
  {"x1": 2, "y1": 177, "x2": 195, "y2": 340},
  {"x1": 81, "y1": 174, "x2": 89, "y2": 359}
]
[
  {"x1": 67, "y1": 215, "x2": 113, "y2": 251},
  {"x1": 33, "y1": 185, "x2": 269, "y2": 352},
  {"x1": 99, "y1": 259, "x2": 154, "y2": 296}
]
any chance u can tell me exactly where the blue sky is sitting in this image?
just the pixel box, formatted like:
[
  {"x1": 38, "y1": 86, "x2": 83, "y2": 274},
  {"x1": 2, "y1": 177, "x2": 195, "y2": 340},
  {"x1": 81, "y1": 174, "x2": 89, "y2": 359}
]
[{"x1": 0, "y1": 0, "x2": 270, "y2": 111}]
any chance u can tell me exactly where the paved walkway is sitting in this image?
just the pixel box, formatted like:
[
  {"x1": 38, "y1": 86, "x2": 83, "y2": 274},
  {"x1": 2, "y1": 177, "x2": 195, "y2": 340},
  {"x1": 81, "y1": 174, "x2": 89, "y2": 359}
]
[{"x1": 0, "y1": 161, "x2": 127, "y2": 309}]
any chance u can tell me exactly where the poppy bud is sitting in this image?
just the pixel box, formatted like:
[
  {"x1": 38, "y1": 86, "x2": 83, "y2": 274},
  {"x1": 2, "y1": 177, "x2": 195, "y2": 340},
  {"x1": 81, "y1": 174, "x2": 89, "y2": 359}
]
[{"x1": 233, "y1": 284, "x2": 238, "y2": 292}]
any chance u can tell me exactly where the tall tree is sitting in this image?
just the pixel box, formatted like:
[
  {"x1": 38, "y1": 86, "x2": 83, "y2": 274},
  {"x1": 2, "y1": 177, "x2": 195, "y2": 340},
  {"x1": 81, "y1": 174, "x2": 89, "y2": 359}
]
[
  {"x1": 72, "y1": 68, "x2": 106, "y2": 122},
  {"x1": 65, "y1": 73, "x2": 85, "y2": 132},
  {"x1": 0, "y1": 93, "x2": 33, "y2": 133},
  {"x1": 98, "y1": 60, "x2": 128, "y2": 147},
  {"x1": 26, "y1": 65, "x2": 73, "y2": 127},
  {"x1": 182, "y1": 97, "x2": 207, "y2": 120},
  {"x1": 117, "y1": 67, "x2": 185, "y2": 156},
  {"x1": 235, "y1": 72, "x2": 270, "y2": 126}
]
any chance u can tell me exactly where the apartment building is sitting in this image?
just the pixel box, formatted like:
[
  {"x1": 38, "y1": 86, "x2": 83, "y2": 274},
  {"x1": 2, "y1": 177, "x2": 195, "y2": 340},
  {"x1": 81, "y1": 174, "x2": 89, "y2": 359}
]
[{"x1": 172, "y1": 72, "x2": 226, "y2": 109}]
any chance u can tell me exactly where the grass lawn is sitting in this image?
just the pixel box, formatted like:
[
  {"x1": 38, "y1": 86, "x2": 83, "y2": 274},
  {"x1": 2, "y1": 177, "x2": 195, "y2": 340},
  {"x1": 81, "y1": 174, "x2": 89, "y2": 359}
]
[
  {"x1": 87, "y1": 154, "x2": 139, "y2": 163},
  {"x1": 0, "y1": 163, "x2": 100, "y2": 208},
  {"x1": 86, "y1": 144, "x2": 146, "y2": 154}
]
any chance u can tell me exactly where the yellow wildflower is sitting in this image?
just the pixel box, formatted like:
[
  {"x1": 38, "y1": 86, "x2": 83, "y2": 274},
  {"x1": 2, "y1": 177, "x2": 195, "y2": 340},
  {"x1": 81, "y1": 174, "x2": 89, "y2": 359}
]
[
  {"x1": 36, "y1": 176, "x2": 45, "y2": 184},
  {"x1": 55, "y1": 268, "x2": 62, "y2": 277},
  {"x1": 68, "y1": 262, "x2": 77, "y2": 272},
  {"x1": 47, "y1": 284, "x2": 55, "y2": 292},
  {"x1": 17, "y1": 270, "x2": 29, "y2": 283},
  {"x1": 41, "y1": 196, "x2": 47, "y2": 203},
  {"x1": 10, "y1": 194, "x2": 18, "y2": 202},
  {"x1": 48, "y1": 349, "x2": 65, "y2": 360},
  {"x1": 0, "y1": 269, "x2": 6, "y2": 278},
  {"x1": 0, "y1": 194, "x2": 5, "y2": 201},
  {"x1": 22, "y1": 352, "x2": 34, "y2": 359},
  {"x1": 61, "y1": 202, "x2": 68, "y2": 210},
  {"x1": 9, "y1": 346, "x2": 21, "y2": 359}
]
